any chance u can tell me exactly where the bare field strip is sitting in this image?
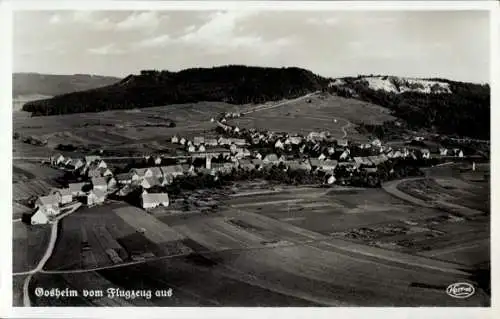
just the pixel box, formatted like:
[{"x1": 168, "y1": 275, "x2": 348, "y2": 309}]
[{"x1": 13, "y1": 223, "x2": 51, "y2": 273}]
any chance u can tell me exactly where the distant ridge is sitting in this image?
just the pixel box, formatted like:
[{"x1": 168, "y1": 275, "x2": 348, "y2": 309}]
[
  {"x1": 13, "y1": 73, "x2": 121, "y2": 97},
  {"x1": 22, "y1": 65, "x2": 328, "y2": 115}
]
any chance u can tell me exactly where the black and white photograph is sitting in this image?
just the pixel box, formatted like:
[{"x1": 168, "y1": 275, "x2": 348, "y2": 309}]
[{"x1": 2, "y1": 0, "x2": 497, "y2": 315}]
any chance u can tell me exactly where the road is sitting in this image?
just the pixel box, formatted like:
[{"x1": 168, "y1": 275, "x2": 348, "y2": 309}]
[
  {"x1": 382, "y1": 177, "x2": 433, "y2": 208},
  {"x1": 22, "y1": 220, "x2": 59, "y2": 306},
  {"x1": 341, "y1": 120, "x2": 351, "y2": 138}
]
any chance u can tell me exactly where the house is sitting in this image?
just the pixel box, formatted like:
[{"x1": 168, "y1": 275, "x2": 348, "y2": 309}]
[
  {"x1": 339, "y1": 150, "x2": 350, "y2": 160},
  {"x1": 353, "y1": 157, "x2": 372, "y2": 166},
  {"x1": 286, "y1": 136, "x2": 302, "y2": 145},
  {"x1": 149, "y1": 167, "x2": 163, "y2": 178},
  {"x1": 85, "y1": 155, "x2": 101, "y2": 166},
  {"x1": 363, "y1": 167, "x2": 378, "y2": 174},
  {"x1": 171, "y1": 135, "x2": 179, "y2": 143},
  {"x1": 31, "y1": 209, "x2": 49, "y2": 225},
  {"x1": 325, "y1": 174, "x2": 336, "y2": 185},
  {"x1": 91, "y1": 177, "x2": 108, "y2": 192},
  {"x1": 307, "y1": 132, "x2": 325, "y2": 140},
  {"x1": 193, "y1": 137, "x2": 205, "y2": 146},
  {"x1": 153, "y1": 156, "x2": 162, "y2": 165},
  {"x1": 263, "y1": 153, "x2": 279, "y2": 164},
  {"x1": 99, "y1": 167, "x2": 113, "y2": 177},
  {"x1": 321, "y1": 160, "x2": 338, "y2": 171},
  {"x1": 131, "y1": 168, "x2": 153, "y2": 179},
  {"x1": 160, "y1": 175, "x2": 174, "y2": 186},
  {"x1": 198, "y1": 145, "x2": 206, "y2": 152},
  {"x1": 253, "y1": 152, "x2": 262, "y2": 160},
  {"x1": 327, "y1": 147, "x2": 336, "y2": 155},
  {"x1": 371, "y1": 139, "x2": 382, "y2": 148},
  {"x1": 309, "y1": 159, "x2": 322, "y2": 170},
  {"x1": 318, "y1": 153, "x2": 327, "y2": 161},
  {"x1": 115, "y1": 172, "x2": 136, "y2": 185},
  {"x1": 230, "y1": 138, "x2": 246, "y2": 146},
  {"x1": 234, "y1": 126, "x2": 240, "y2": 133},
  {"x1": 35, "y1": 195, "x2": 60, "y2": 216},
  {"x1": 63, "y1": 158, "x2": 73, "y2": 167},
  {"x1": 421, "y1": 149, "x2": 431, "y2": 159},
  {"x1": 252, "y1": 159, "x2": 264, "y2": 170},
  {"x1": 218, "y1": 137, "x2": 231, "y2": 145},
  {"x1": 275, "y1": 140, "x2": 284, "y2": 150},
  {"x1": 452, "y1": 148, "x2": 464, "y2": 157},
  {"x1": 337, "y1": 139, "x2": 348, "y2": 147},
  {"x1": 72, "y1": 158, "x2": 85, "y2": 170},
  {"x1": 439, "y1": 148, "x2": 448, "y2": 156},
  {"x1": 68, "y1": 182, "x2": 87, "y2": 196},
  {"x1": 87, "y1": 167, "x2": 101, "y2": 178},
  {"x1": 141, "y1": 193, "x2": 170, "y2": 210},
  {"x1": 161, "y1": 165, "x2": 184, "y2": 178},
  {"x1": 106, "y1": 177, "x2": 117, "y2": 190},
  {"x1": 179, "y1": 137, "x2": 187, "y2": 145},
  {"x1": 87, "y1": 189, "x2": 106, "y2": 206},
  {"x1": 51, "y1": 153, "x2": 65, "y2": 166},
  {"x1": 141, "y1": 177, "x2": 161, "y2": 189},
  {"x1": 95, "y1": 160, "x2": 107, "y2": 169},
  {"x1": 187, "y1": 145, "x2": 196, "y2": 152},
  {"x1": 205, "y1": 138, "x2": 218, "y2": 146},
  {"x1": 287, "y1": 160, "x2": 312, "y2": 172},
  {"x1": 50, "y1": 188, "x2": 73, "y2": 205}
]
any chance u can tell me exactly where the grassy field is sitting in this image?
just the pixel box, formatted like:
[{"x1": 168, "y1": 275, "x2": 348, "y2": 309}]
[{"x1": 13, "y1": 222, "x2": 51, "y2": 273}]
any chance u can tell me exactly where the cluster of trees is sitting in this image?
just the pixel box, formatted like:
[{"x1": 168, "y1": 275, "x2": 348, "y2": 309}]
[
  {"x1": 331, "y1": 77, "x2": 490, "y2": 140},
  {"x1": 23, "y1": 65, "x2": 328, "y2": 116}
]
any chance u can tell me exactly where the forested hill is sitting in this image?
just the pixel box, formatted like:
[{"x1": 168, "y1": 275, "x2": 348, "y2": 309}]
[
  {"x1": 22, "y1": 65, "x2": 328, "y2": 116},
  {"x1": 13, "y1": 73, "x2": 121, "y2": 97},
  {"x1": 329, "y1": 76, "x2": 490, "y2": 140}
]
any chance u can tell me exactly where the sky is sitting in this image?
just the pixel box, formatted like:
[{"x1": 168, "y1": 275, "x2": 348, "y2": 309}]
[{"x1": 12, "y1": 10, "x2": 490, "y2": 83}]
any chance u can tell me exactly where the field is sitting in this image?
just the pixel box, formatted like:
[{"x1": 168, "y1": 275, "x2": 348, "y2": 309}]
[
  {"x1": 13, "y1": 222, "x2": 51, "y2": 273},
  {"x1": 231, "y1": 93, "x2": 395, "y2": 141},
  {"x1": 44, "y1": 202, "x2": 191, "y2": 271},
  {"x1": 13, "y1": 93, "x2": 393, "y2": 158}
]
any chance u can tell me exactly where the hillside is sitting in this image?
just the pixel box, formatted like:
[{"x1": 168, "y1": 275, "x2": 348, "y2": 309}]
[
  {"x1": 13, "y1": 73, "x2": 121, "y2": 97},
  {"x1": 328, "y1": 76, "x2": 490, "y2": 140},
  {"x1": 22, "y1": 66, "x2": 328, "y2": 116}
]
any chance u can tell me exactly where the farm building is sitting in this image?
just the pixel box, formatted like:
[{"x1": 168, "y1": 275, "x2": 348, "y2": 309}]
[
  {"x1": 140, "y1": 177, "x2": 161, "y2": 189},
  {"x1": 149, "y1": 167, "x2": 163, "y2": 178},
  {"x1": 68, "y1": 182, "x2": 87, "y2": 196},
  {"x1": 91, "y1": 177, "x2": 108, "y2": 192},
  {"x1": 263, "y1": 153, "x2": 279, "y2": 164},
  {"x1": 35, "y1": 195, "x2": 60, "y2": 216},
  {"x1": 337, "y1": 139, "x2": 349, "y2": 147},
  {"x1": 106, "y1": 177, "x2": 117, "y2": 190},
  {"x1": 141, "y1": 193, "x2": 170, "y2": 209},
  {"x1": 131, "y1": 168, "x2": 153, "y2": 179},
  {"x1": 229, "y1": 138, "x2": 246, "y2": 146},
  {"x1": 85, "y1": 155, "x2": 101, "y2": 166},
  {"x1": 193, "y1": 137, "x2": 205, "y2": 146},
  {"x1": 87, "y1": 189, "x2": 106, "y2": 206},
  {"x1": 50, "y1": 153, "x2": 65, "y2": 166},
  {"x1": 115, "y1": 172, "x2": 136, "y2": 184},
  {"x1": 205, "y1": 138, "x2": 218, "y2": 146},
  {"x1": 275, "y1": 140, "x2": 284, "y2": 150},
  {"x1": 31, "y1": 209, "x2": 49, "y2": 225},
  {"x1": 50, "y1": 188, "x2": 73, "y2": 205},
  {"x1": 161, "y1": 165, "x2": 184, "y2": 178}
]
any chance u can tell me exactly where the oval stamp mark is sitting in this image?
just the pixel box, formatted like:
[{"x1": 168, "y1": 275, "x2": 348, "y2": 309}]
[{"x1": 446, "y1": 282, "x2": 475, "y2": 299}]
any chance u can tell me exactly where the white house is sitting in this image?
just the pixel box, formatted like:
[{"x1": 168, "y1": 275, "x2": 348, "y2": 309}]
[
  {"x1": 149, "y1": 167, "x2": 163, "y2": 178},
  {"x1": 51, "y1": 153, "x2": 65, "y2": 166},
  {"x1": 87, "y1": 189, "x2": 106, "y2": 206},
  {"x1": 421, "y1": 149, "x2": 431, "y2": 159},
  {"x1": 171, "y1": 135, "x2": 179, "y2": 143},
  {"x1": 193, "y1": 137, "x2": 205, "y2": 146},
  {"x1": 91, "y1": 177, "x2": 108, "y2": 192},
  {"x1": 115, "y1": 172, "x2": 135, "y2": 185},
  {"x1": 161, "y1": 165, "x2": 184, "y2": 178},
  {"x1": 337, "y1": 139, "x2": 348, "y2": 147},
  {"x1": 275, "y1": 140, "x2": 284, "y2": 150},
  {"x1": 99, "y1": 167, "x2": 113, "y2": 177},
  {"x1": 31, "y1": 209, "x2": 49, "y2": 225},
  {"x1": 318, "y1": 153, "x2": 327, "y2": 161},
  {"x1": 205, "y1": 138, "x2": 218, "y2": 146},
  {"x1": 73, "y1": 158, "x2": 85, "y2": 170},
  {"x1": 35, "y1": 195, "x2": 60, "y2": 216},
  {"x1": 198, "y1": 145, "x2": 206, "y2": 152},
  {"x1": 339, "y1": 150, "x2": 350, "y2": 160},
  {"x1": 141, "y1": 177, "x2": 161, "y2": 189},
  {"x1": 50, "y1": 188, "x2": 73, "y2": 205},
  {"x1": 106, "y1": 177, "x2": 117, "y2": 190},
  {"x1": 439, "y1": 148, "x2": 448, "y2": 156},
  {"x1": 153, "y1": 156, "x2": 162, "y2": 165},
  {"x1": 371, "y1": 139, "x2": 382, "y2": 148},
  {"x1": 131, "y1": 168, "x2": 153, "y2": 179},
  {"x1": 326, "y1": 175, "x2": 336, "y2": 185},
  {"x1": 187, "y1": 145, "x2": 196, "y2": 152},
  {"x1": 263, "y1": 153, "x2": 279, "y2": 164},
  {"x1": 179, "y1": 137, "x2": 187, "y2": 145},
  {"x1": 141, "y1": 193, "x2": 170, "y2": 209}
]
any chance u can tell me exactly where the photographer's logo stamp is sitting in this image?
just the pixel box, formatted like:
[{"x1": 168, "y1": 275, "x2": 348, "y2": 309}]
[{"x1": 446, "y1": 282, "x2": 475, "y2": 299}]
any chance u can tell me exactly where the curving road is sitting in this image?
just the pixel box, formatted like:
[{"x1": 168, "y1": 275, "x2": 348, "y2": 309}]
[{"x1": 22, "y1": 220, "x2": 59, "y2": 306}]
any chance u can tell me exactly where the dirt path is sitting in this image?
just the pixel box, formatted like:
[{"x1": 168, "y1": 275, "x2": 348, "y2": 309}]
[
  {"x1": 382, "y1": 178, "x2": 434, "y2": 208},
  {"x1": 22, "y1": 220, "x2": 59, "y2": 306},
  {"x1": 341, "y1": 120, "x2": 352, "y2": 138}
]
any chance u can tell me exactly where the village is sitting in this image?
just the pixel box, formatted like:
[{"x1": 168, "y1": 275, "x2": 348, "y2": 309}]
[{"x1": 26, "y1": 110, "x2": 474, "y2": 226}]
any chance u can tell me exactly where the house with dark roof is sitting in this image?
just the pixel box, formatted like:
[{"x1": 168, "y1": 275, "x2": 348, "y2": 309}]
[{"x1": 35, "y1": 195, "x2": 60, "y2": 216}]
